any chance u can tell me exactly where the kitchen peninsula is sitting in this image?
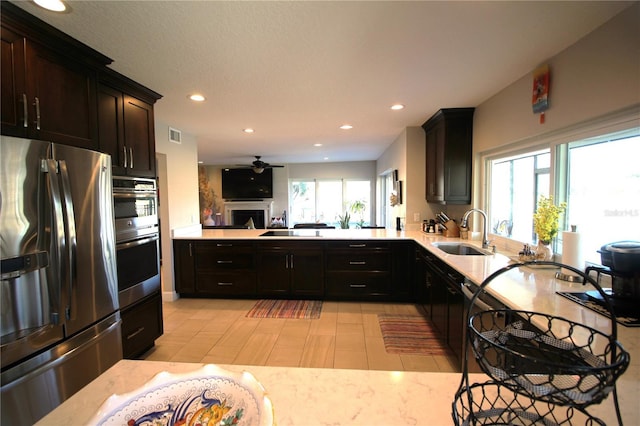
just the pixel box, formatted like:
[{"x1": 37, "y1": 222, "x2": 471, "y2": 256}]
[{"x1": 39, "y1": 228, "x2": 639, "y2": 424}]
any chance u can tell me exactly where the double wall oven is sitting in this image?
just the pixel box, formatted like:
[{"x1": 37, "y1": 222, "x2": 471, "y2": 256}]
[{"x1": 113, "y1": 176, "x2": 160, "y2": 308}]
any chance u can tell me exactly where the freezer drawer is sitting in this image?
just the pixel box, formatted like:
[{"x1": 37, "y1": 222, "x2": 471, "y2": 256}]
[{"x1": 0, "y1": 313, "x2": 122, "y2": 425}]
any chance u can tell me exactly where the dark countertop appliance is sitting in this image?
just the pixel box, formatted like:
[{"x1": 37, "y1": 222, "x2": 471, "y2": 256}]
[
  {"x1": 558, "y1": 241, "x2": 640, "y2": 327},
  {"x1": 1, "y1": 136, "x2": 122, "y2": 424}
]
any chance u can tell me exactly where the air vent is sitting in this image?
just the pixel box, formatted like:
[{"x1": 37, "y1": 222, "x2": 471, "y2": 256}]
[{"x1": 169, "y1": 127, "x2": 182, "y2": 144}]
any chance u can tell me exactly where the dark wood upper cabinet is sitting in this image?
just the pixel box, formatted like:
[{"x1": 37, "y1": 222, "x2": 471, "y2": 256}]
[
  {"x1": 98, "y1": 70, "x2": 161, "y2": 178},
  {"x1": 422, "y1": 108, "x2": 475, "y2": 205},
  {"x1": 1, "y1": 2, "x2": 162, "y2": 175},
  {"x1": 1, "y1": 25, "x2": 99, "y2": 149}
]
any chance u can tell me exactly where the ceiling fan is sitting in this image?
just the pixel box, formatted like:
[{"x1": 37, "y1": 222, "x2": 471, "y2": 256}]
[{"x1": 237, "y1": 156, "x2": 285, "y2": 174}]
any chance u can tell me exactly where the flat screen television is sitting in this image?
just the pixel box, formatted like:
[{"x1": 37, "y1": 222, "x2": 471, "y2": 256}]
[{"x1": 222, "y1": 168, "x2": 273, "y2": 200}]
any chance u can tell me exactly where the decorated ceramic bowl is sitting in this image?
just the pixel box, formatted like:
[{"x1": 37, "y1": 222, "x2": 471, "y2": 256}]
[{"x1": 88, "y1": 364, "x2": 274, "y2": 426}]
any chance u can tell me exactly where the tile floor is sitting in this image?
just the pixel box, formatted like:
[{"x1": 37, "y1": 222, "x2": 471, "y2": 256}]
[{"x1": 141, "y1": 298, "x2": 459, "y2": 372}]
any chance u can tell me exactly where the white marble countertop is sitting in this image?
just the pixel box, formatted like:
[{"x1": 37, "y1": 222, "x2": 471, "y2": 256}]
[{"x1": 37, "y1": 360, "x2": 636, "y2": 425}]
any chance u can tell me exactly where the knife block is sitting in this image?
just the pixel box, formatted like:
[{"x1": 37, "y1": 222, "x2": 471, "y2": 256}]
[{"x1": 443, "y1": 220, "x2": 460, "y2": 238}]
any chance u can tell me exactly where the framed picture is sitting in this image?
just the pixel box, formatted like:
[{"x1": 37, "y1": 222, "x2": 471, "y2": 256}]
[
  {"x1": 532, "y1": 64, "x2": 550, "y2": 114},
  {"x1": 393, "y1": 180, "x2": 403, "y2": 205}
]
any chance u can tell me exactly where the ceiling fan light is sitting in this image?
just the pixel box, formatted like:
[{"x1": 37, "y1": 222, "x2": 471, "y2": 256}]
[{"x1": 253, "y1": 167, "x2": 265, "y2": 174}]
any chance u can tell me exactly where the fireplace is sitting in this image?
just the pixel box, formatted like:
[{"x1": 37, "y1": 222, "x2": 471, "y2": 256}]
[
  {"x1": 224, "y1": 201, "x2": 273, "y2": 229},
  {"x1": 232, "y1": 210, "x2": 265, "y2": 228}
]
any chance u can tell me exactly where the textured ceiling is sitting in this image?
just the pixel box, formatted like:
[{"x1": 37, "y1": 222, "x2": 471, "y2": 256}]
[{"x1": 12, "y1": 0, "x2": 635, "y2": 166}]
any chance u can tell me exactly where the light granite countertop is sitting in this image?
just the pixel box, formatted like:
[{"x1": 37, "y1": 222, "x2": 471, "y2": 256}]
[
  {"x1": 37, "y1": 227, "x2": 637, "y2": 424},
  {"x1": 37, "y1": 360, "x2": 636, "y2": 425}
]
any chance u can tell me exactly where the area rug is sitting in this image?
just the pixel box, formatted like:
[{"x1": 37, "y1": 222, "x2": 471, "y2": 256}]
[
  {"x1": 378, "y1": 314, "x2": 450, "y2": 355},
  {"x1": 246, "y1": 299, "x2": 322, "y2": 319}
]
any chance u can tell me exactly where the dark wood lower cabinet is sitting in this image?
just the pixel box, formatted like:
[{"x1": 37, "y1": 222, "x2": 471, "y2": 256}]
[
  {"x1": 256, "y1": 242, "x2": 324, "y2": 298},
  {"x1": 120, "y1": 291, "x2": 163, "y2": 359},
  {"x1": 173, "y1": 239, "x2": 417, "y2": 302}
]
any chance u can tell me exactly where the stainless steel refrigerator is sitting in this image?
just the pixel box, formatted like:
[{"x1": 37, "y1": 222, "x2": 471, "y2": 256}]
[{"x1": 1, "y1": 135, "x2": 122, "y2": 424}]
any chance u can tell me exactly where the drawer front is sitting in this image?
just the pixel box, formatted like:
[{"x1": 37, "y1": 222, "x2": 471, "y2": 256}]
[
  {"x1": 326, "y1": 241, "x2": 390, "y2": 250},
  {"x1": 195, "y1": 253, "x2": 254, "y2": 270},
  {"x1": 120, "y1": 292, "x2": 163, "y2": 359},
  {"x1": 326, "y1": 252, "x2": 391, "y2": 271},
  {"x1": 196, "y1": 272, "x2": 256, "y2": 295},
  {"x1": 325, "y1": 272, "x2": 391, "y2": 297},
  {"x1": 201, "y1": 240, "x2": 254, "y2": 250}
]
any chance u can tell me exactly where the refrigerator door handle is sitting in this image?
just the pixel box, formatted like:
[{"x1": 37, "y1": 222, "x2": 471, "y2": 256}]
[
  {"x1": 58, "y1": 160, "x2": 78, "y2": 321},
  {"x1": 43, "y1": 159, "x2": 65, "y2": 322}
]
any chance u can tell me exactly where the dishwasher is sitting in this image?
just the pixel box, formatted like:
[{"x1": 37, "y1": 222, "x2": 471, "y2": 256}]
[{"x1": 460, "y1": 279, "x2": 509, "y2": 373}]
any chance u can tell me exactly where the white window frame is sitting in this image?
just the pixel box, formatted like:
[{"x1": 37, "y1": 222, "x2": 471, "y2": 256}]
[{"x1": 481, "y1": 105, "x2": 640, "y2": 254}]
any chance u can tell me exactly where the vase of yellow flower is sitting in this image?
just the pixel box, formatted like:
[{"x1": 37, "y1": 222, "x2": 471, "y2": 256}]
[{"x1": 533, "y1": 195, "x2": 566, "y2": 261}]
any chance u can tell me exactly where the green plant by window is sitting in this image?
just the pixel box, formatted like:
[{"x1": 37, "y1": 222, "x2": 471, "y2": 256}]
[
  {"x1": 533, "y1": 195, "x2": 566, "y2": 243},
  {"x1": 349, "y1": 199, "x2": 366, "y2": 228}
]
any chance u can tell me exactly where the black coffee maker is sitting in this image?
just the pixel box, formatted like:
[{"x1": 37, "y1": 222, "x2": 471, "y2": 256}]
[{"x1": 593, "y1": 241, "x2": 640, "y2": 299}]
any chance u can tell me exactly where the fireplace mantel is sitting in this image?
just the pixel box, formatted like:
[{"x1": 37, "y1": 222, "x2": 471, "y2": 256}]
[{"x1": 224, "y1": 201, "x2": 273, "y2": 227}]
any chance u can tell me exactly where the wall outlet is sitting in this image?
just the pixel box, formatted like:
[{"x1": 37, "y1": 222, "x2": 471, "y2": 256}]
[{"x1": 413, "y1": 212, "x2": 420, "y2": 222}]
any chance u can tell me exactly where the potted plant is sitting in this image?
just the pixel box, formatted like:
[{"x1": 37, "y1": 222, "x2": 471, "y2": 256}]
[
  {"x1": 533, "y1": 195, "x2": 566, "y2": 260},
  {"x1": 338, "y1": 211, "x2": 351, "y2": 229},
  {"x1": 349, "y1": 200, "x2": 366, "y2": 228}
]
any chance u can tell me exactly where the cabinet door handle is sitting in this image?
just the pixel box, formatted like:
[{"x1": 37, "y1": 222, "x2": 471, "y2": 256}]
[
  {"x1": 290, "y1": 254, "x2": 294, "y2": 269},
  {"x1": 349, "y1": 261, "x2": 366, "y2": 265},
  {"x1": 126, "y1": 326, "x2": 145, "y2": 340},
  {"x1": 33, "y1": 97, "x2": 41, "y2": 130},
  {"x1": 129, "y1": 147, "x2": 134, "y2": 169},
  {"x1": 123, "y1": 146, "x2": 128, "y2": 168},
  {"x1": 447, "y1": 273, "x2": 461, "y2": 283},
  {"x1": 349, "y1": 284, "x2": 367, "y2": 288},
  {"x1": 349, "y1": 244, "x2": 366, "y2": 248},
  {"x1": 188, "y1": 243, "x2": 193, "y2": 257},
  {"x1": 217, "y1": 282, "x2": 233, "y2": 286},
  {"x1": 217, "y1": 260, "x2": 233, "y2": 264},
  {"x1": 22, "y1": 94, "x2": 28, "y2": 127},
  {"x1": 216, "y1": 243, "x2": 232, "y2": 247}
]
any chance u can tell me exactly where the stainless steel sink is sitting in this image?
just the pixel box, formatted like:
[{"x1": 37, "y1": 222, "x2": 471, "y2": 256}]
[{"x1": 432, "y1": 242, "x2": 490, "y2": 256}]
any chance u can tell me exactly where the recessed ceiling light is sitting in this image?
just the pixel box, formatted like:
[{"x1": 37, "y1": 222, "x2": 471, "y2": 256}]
[
  {"x1": 243, "y1": 128, "x2": 255, "y2": 133},
  {"x1": 197, "y1": 161, "x2": 203, "y2": 164},
  {"x1": 188, "y1": 94, "x2": 206, "y2": 102},
  {"x1": 324, "y1": 157, "x2": 329, "y2": 160},
  {"x1": 34, "y1": 0, "x2": 66, "y2": 12},
  {"x1": 340, "y1": 124, "x2": 353, "y2": 130},
  {"x1": 390, "y1": 104, "x2": 405, "y2": 110},
  {"x1": 313, "y1": 143, "x2": 323, "y2": 147}
]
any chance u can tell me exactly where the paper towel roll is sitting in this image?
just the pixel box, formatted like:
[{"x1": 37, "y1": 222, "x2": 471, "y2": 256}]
[{"x1": 561, "y1": 230, "x2": 584, "y2": 276}]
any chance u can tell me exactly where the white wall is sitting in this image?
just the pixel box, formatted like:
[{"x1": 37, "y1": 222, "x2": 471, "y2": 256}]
[
  {"x1": 444, "y1": 3, "x2": 640, "y2": 225},
  {"x1": 377, "y1": 126, "x2": 438, "y2": 230},
  {"x1": 155, "y1": 120, "x2": 199, "y2": 299},
  {"x1": 474, "y1": 3, "x2": 639, "y2": 154}
]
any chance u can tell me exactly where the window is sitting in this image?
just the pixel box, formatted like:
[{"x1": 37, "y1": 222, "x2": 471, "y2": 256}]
[
  {"x1": 488, "y1": 149, "x2": 550, "y2": 242},
  {"x1": 561, "y1": 132, "x2": 640, "y2": 261},
  {"x1": 485, "y1": 119, "x2": 640, "y2": 263},
  {"x1": 289, "y1": 179, "x2": 371, "y2": 227}
]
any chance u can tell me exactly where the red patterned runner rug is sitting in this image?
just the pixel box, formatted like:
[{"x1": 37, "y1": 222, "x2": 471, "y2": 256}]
[
  {"x1": 378, "y1": 314, "x2": 451, "y2": 355},
  {"x1": 246, "y1": 299, "x2": 322, "y2": 319}
]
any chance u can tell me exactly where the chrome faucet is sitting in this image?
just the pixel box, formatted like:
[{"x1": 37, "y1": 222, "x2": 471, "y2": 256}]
[{"x1": 461, "y1": 208, "x2": 491, "y2": 249}]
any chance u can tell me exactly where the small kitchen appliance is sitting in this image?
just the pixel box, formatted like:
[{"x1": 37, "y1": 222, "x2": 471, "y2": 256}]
[{"x1": 557, "y1": 240, "x2": 640, "y2": 327}]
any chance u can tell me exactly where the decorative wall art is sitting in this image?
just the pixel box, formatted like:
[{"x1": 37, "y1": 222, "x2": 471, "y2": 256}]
[{"x1": 532, "y1": 64, "x2": 550, "y2": 123}]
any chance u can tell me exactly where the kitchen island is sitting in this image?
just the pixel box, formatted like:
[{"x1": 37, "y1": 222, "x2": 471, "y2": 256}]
[{"x1": 37, "y1": 359, "x2": 635, "y2": 425}]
